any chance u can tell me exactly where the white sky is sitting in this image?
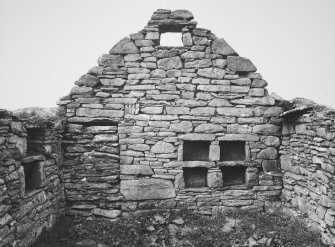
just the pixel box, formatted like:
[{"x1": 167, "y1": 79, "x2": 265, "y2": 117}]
[{"x1": 1, "y1": 0, "x2": 335, "y2": 110}]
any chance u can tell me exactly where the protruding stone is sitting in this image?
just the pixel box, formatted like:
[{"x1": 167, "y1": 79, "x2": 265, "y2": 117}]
[
  {"x1": 227, "y1": 56, "x2": 257, "y2": 72},
  {"x1": 110, "y1": 37, "x2": 139, "y2": 54},
  {"x1": 121, "y1": 179, "x2": 175, "y2": 200},
  {"x1": 211, "y1": 38, "x2": 237, "y2": 56},
  {"x1": 169, "y1": 9, "x2": 194, "y2": 20},
  {"x1": 75, "y1": 74, "x2": 100, "y2": 87},
  {"x1": 262, "y1": 160, "x2": 278, "y2": 172}
]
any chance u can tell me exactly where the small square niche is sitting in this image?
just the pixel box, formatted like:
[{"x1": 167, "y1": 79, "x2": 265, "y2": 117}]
[
  {"x1": 23, "y1": 162, "x2": 44, "y2": 192},
  {"x1": 183, "y1": 167, "x2": 208, "y2": 188},
  {"x1": 220, "y1": 141, "x2": 246, "y2": 161},
  {"x1": 221, "y1": 166, "x2": 246, "y2": 186},
  {"x1": 183, "y1": 141, "x2": 210, "y2": 161}
]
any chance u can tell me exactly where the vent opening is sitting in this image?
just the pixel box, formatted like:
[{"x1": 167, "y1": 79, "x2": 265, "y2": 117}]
[
  {"x1": 23, "y1": 162, "x2": 44, "y2": 192},
  {"x1": 220, "y1": 141, "x2": 246, "y2": 161},
  {"x1": 183, "y1": 167, "x2": 208, "y2": 188},
  {"x1": 160, "y1": 32, "x2": 183, "y2": 46},
  {"x1": 183, "y1": 141, "x2": 210, "y2": 161},
  {"x1": 221, "y1": 166, "x2": 246, "y2": 186}
]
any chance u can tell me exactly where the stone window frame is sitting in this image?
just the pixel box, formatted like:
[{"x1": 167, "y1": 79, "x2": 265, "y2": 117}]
[{"x1": 175, "y1": 139, "x2": 252, "y2": 191}]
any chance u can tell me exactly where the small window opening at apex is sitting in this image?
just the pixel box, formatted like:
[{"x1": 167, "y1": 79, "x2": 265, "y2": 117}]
[{"x1": 160, "y1": 32, "x2": 183, "y2": 46}]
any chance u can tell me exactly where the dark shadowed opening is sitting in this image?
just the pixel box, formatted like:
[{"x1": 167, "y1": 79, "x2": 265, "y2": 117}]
[
  {"x1": 221, "y1": 166, "x2": 246, "y2": 186},
  {"x1": 220, "y1": 141, "x2": 246, "y2": 161},
  {"x1": 183, "y1": 141, "x2": 210, "y2": 161},
  {"x1": 24, "y1": 162, "x2": 43, "y2": 192},
  {"x1": 183, "y1": 167, "x2": 208, "y2": 188},
  {"x1": 26, "y1": 127, "x2": 45, "y2": 155}
]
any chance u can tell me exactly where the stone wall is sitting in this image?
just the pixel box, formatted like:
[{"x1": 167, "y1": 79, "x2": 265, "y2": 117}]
[
  {"x1": 280, "y1": 105, "x2": 335, "y2": 245},
  {"x1": 0, "y1": 108, "x2": 65, "y2": 247},
  {"x1": 58, "y1": 9, "x2": 284, "y2": 218}
]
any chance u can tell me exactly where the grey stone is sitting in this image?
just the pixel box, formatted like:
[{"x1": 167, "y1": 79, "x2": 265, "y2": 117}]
[
  {"x1": 251, "y1": 79, "x2": 268, "y2": 88},
  {"x1": 110, "y1": 37, "x2": 139, "y2": 54},
  {"x1": 151, "y1": 69, "x2": 166, "y2": 78},
  {"x1": 121, "y1": 165, "x2": 153, "y2": 175},
  {"x1": 170, "y1": 121, "x2": 193, "y2": 132},
  {"x1": 190, "y1": 107, "x2": 215, "y2": 116},
  {"x1": 209, "y1": 144, "x2": 220, "y2": 161},
  {"x1": 176, "y1": 99, "x2": 206, "y2": 107},
  {"x1": 231, "y1": 86, "x2": 250, "y2": 93},
  {"x1": 218, "y1": 134, "x2": 259, "y2": 141},
  {"x1": 157, "y1": 56, "x2": 182, "y2": 70},
  {"x1": 180, "y1": 133, "x2": 215, "y2": 141},
  {"x1": 182, "y1": 33, "x2": 192, "y2": 46},
  {"x1": 181, "y1": 51, "x2": 205, "y2": 60},
  {"x1": 166, "y1": 107, "x2": 190, "y2": 115},
  {"x1": 124, "y1": 54, "x2": 142, "y2": 62},
  {"x1": 185, "y1": 59, "x2": 212, "y2": 68},
  {"x1": 253, "y1": 124, "x2": 281, "y2": 135},
  {"x1": 76, "y1": 108, "x2": 124, "y2": 118},
  {"x1": 145, "y1": 32, "x2": 160, "y2": 40},
  {"x1": 249, "y1": 88, "x2": 265, "y2": 97},
  {"x1": 135, "y1": 39, "x2": 155, "y2": 47},
  {"x1": 231, "y1": 78, "x2": 251, "y2": 86},
  {"x1": 262, "y1": 160, "x2": 278, "y2": 172},
  {"x1": 257, "y1": 147, "x2": 278, "y2": 159},
  {"x1": 227, "y1": 56, "x2": 257, "y2": 72},
  {"x1": 193, "y1": 36, "x2": 208, "y2": 45},
  {"x1": 75, "y1": 74, "x2": 100, "y2": 87},
  {"x1": 195, "y1": 123, "x2": 224, "y2": 133},
  {"x1": 93, "y1": 134, "x2": 118, "y2": 142},
  {"x1": 92, "y1": 208, "x2": 121, "y2": 219},
  {"x1": 261, "y1": 136, "x2": 280, "y2": 147},
  {"x1": 98, "y1": 54, "x2": 124, "y2": 67},
  {"x1": 198, "y1": 85, "x2": 229, "y2": 92},
  {"x1": 141, "y1": 107, "x2": 163, "y2": 114},
  {"x1": 280, "y1": 155, "x2": 300, "y2": 174},
  {"x1": 209, "y1": 99, "x2": 232, "y2": 107},
  {"x1": 208, "y1": 172, "x2": 223, "y2": 188},
  {"x1": 192, "y1": 78, "x2": 210, "y2": 84},
  {"x1": 211, "y1": 38, "x2": 236, "y2": 56},
  {"x1": 70, "y1": 86, "x2": 93, "y2": 95},
  {"x1": 100, "y1": 78, "x2": 125, "y2": 87},
  {"x1": 151, "y1": 141, "x2": 175, "y2": 153},
  {"x1": 197, "y1": 68, "x2": 225, "y2": 79},
  {"x1": 120, "y1": 179, "x2": 175, "y2": 200},
  {"x1": 217, "y1": 107, "x2": 253, "y2": 117},
  {"x1": 169, "y1": 9, "x2": 193, "y2": 20}
]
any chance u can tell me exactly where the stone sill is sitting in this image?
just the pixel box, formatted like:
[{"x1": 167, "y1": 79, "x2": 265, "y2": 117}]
[
  {"x1": 217, "y1": 161, "x2": 247, "y2": 167},
  {"x1": 23, "y1": 188, "x2": 43, "y2": 199}
]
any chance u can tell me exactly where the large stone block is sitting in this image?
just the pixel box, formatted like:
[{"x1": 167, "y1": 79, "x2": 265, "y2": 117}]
[
  {"x1": 180, "y1": 133, "x2": 215, "y2": 141},
  {"x1": 75, "y1": 74, "x2": 100, "y2": 87},
  {"x1": 227, "y1": 56, "x2": 257, "y2": 72},
  {"x1": 211, "y1": 38, "x2": 236, "y2": 56},
  {"x1": 280, "y1": 155, "x2": 300, "y2": 174},
  {"x1": 110, "y1": 37, "x2": 139, "y2": 54},
  {"x1": 253, "y1": 124, "x2": 281, "y2": 135},
  {"x1": 120, "y1": 179, "x2": 176, "y2": 200},
  {"x1": 181, "y1": 51, "x2": 205, "y2": 60}
]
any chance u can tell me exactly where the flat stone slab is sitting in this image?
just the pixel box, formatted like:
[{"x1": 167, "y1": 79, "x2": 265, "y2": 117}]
[{"x1": 121, "y1": 179, "x2": 176, "y2": 200}]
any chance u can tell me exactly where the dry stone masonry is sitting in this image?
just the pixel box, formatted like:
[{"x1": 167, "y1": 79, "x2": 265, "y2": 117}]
[
  {"x1": 1, "y1": 9, "x2": 335, "y2": 247},
  {"x1": 280, "y1": 102, "x2": 335, "y2": 245},
  {"x1": 0, "y1": 108, "x2": 65, "y2": 247},
  {"x1": 57, "y1": 8, "x2": 284, "y2": 219}
]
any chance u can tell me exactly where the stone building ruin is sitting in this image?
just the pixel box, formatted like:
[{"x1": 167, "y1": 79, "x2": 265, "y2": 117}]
[{"x1": 1, "y1": 9, "x2": 335, "y2": 246}]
